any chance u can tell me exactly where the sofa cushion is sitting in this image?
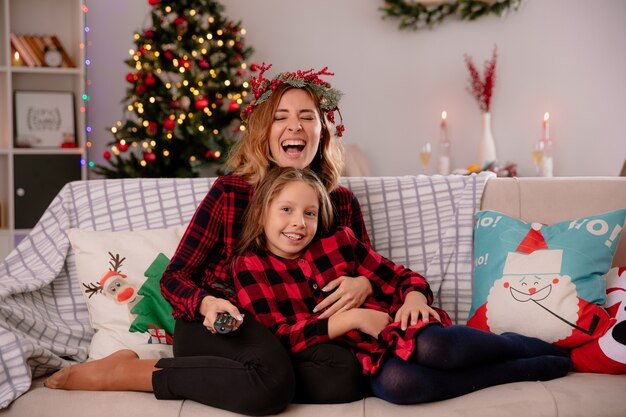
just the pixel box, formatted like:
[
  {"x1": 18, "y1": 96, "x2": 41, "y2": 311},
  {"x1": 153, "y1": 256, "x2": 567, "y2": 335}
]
[
  {"x1": 68, "y1": 227, "x2": 184, "y2": 360},
  {"x1": 571, "y1": 266, "x2": 626, "y2": 373},
  {"x1": 467, "y1": 209, "x2": 626, "y2": 348}
]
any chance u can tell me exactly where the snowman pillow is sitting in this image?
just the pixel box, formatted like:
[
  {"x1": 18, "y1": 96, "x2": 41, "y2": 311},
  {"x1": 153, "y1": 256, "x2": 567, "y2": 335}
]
[{"x1": 467, "y1": 208, "x2": 626, "y2": 349}]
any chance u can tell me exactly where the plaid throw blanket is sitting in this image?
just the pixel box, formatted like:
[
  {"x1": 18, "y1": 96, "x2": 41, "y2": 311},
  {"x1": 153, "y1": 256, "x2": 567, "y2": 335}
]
[{"x1": 0, "y1": 172, "x2": 492, "y2": 408}]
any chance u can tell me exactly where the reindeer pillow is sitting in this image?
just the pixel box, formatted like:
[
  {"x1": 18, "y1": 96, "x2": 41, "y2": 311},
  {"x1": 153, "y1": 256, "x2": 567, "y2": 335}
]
[
  {"x1": 467, "y1": 209, "x2": 626, "y2": 349},
  {"x1": 68, "y1": 227, "x2": 185, "y2": 360}
]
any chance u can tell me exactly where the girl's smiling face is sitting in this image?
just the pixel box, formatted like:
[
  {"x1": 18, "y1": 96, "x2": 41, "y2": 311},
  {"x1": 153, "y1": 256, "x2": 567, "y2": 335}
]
[
  {"x1": 269, "y1": 88, "x2": 322, "y2": 169},
  {"x1": 263, "y1": 180, "x2": 319, "y2": 259}
]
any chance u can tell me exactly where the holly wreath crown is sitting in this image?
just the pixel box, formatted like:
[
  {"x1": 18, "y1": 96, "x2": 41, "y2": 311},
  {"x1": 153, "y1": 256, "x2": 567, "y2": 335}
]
[{"x1": 243, "y1": 63, "x2": 345, "y2": 137}]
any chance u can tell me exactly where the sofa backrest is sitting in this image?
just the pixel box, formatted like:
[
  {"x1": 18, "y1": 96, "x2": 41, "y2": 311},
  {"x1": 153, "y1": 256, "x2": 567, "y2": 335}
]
[{"x1": 481, "y1": 177, "x2": 626, "y2": 266}]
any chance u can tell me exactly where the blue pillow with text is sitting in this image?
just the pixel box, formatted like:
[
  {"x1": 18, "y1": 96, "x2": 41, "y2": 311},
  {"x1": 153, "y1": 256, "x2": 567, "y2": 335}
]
[{"x1": 467, "y1": 209, "x2": 626, "y2": 348}]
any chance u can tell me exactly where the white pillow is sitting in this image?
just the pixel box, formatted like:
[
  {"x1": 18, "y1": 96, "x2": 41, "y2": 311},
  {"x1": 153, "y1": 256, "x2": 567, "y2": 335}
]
[{"x1": 68, "y1": 227, "x2": 185, "y2": 360}]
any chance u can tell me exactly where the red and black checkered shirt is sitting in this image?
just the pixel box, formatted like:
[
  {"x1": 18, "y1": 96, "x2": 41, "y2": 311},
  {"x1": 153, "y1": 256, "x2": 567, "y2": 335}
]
[
  {"x1": 233, "y1": 227, "x2": 451, "y2": 375},
  {"x1": 161, "y1": 173, "x2": 371, "y2": 321}
]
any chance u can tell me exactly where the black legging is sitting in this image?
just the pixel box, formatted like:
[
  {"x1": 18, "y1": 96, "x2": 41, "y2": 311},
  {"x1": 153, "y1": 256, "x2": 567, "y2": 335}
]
[{"x1": 152, "y1": 316, "x2": 365, "y2": 415}]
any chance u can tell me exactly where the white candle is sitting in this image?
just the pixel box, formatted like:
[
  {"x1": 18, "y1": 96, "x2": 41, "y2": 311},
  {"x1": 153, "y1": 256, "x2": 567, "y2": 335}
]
[
  {"x1": 438, "y1": 110, "x2": 451, "y2": 175},
  {"x1": 542, "y1": 112, "x2": 550, "y2": 140}
]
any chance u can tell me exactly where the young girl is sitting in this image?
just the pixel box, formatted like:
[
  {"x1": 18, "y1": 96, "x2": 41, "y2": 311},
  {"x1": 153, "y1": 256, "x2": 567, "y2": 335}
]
[{"x1": 233, "y1": 166, "x2": 573, "y2": 404}]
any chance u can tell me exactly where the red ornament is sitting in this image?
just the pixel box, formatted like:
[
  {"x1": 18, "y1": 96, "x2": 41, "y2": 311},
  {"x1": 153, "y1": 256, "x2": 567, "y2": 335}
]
[
  {"x1": 194, "y1": 97, "x2": 209, "y2": 110},
  {"x1": 164, "y1": 50, "x2": 174, "y2": 60},
  {"x1": 136, "y1": 84, "x2": 146, "y2": 95},
  {"x1": 147, "y1": 121, "x2": 158, "y2": 136},
  {"x1": 148, "y1": 0, "x2": 159, "y2": 5},
  {"x1": 250, "y1": 63, "x2": 259, "y2": 72},
  {"x1": 198, "y1": 59, "x2": 210, "y2": 70},
  {"x1": 204, "y1": 150, "x2": 213, "y2": 159},
  {"x1": 125, "y1": 73, "x2": 136, "y2": 83},
  {"x1": 103, "y1": 151, "x2": 111, "y2": 159},
  {"x1": 144, "y1": 152, "x2": 157, "y2": 163},
  {"x1": 144, "y1": 29, "x2": 155, "y2": 38},
  {"x1": 174, "y1": 17, "x2": 186, "y2": 26},
  {"x1": 163, "y1": 117, "x2": 176, "y2": 131},
  {"x1": 228, "y1": 101, "x2": 240, "y2": 112},
  {"x1": 117, "y1": 141, "x2": 129, "y2": 152},
  {"x1": 234, "y1": 42, "x2": 244, "y2": 51},
  {"x1": 144, "y1": 75, "x2": 156, "y2": 86}
]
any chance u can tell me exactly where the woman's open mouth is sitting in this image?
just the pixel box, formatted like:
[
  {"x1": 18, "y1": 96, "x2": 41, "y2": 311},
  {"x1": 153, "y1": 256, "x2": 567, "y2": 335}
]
[{"x1": 281, "y1": 139, "x2": 306, "y2": 155}]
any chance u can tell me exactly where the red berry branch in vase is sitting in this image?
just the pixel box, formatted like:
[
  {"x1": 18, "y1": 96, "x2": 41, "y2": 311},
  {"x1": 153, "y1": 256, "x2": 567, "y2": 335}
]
[{"x1": 464, "y1": 45, "x2": 497, "y2": 113}]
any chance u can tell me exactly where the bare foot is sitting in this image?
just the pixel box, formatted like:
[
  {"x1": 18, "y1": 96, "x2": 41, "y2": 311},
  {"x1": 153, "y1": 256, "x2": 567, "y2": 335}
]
[{"x1": 44, "y1": 349, "x2": 154, "y2": 391}]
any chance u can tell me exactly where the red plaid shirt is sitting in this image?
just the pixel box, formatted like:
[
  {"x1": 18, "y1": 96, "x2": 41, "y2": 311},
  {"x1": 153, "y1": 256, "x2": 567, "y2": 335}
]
[
  {"x1": 233, "y1": 227, "x2": 451, "y2": 375},
  {"x1": 161, "y1": 173, "x2": 370, "y2": 321}
]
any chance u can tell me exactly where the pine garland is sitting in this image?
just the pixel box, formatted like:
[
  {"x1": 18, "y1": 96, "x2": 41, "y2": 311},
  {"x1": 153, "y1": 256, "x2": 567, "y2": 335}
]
[{"x1": 380, "y1": 0, "x2": 525, "y2": 31}]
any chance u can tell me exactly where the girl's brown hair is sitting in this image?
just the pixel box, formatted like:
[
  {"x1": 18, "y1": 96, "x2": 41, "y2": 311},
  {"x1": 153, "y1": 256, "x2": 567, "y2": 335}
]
[
  {"x1": 226, "y1": 83, "x2": 344, "y2": 192},
  {"x1": 236, "y1": 167, "x2": 334, "y2": 256}
]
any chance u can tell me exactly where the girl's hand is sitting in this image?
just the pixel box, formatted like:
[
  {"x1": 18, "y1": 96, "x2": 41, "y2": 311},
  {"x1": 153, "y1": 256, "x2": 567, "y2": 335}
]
[
  {"x1": 395, "y1": 291, "x2": 441, "y2": 331},
  {"x1": 199, "y1": 296, "x2": 244, "y2": 333},
  {"x1": 315, "y1": 276, "x2": 373, "y2": 319},
  {"x1": 356, "y1": 309, "x2": 392, "y2": 338}
]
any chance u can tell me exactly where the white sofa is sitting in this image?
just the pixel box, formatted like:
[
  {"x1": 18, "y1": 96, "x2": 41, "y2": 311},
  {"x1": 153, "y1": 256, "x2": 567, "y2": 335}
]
[{"x1": 2, "y1": 174, "x2": 626, "y2": 417}]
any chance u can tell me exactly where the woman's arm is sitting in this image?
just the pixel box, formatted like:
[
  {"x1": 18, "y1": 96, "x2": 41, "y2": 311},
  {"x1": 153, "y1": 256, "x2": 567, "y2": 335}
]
[
  {"x1": 348, "y1": 227, "x2": 433, "y2": 305},
  {"x1": 160, "y1": 179, "x2": 226, "y2": 321},
  {"x1": 313, "y1": 187, "x2": 374, "y2": 318}
]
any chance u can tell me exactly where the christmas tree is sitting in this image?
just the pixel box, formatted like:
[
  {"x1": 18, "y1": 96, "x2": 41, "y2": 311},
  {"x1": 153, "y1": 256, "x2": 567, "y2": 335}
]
[{"x1": 94, "y1": 0, "x2": 254, "y2": 178}]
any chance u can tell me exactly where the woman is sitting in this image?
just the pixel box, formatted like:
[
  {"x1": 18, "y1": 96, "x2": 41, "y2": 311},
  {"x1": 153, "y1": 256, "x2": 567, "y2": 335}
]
[{"x1": 45, "y1": 64, "x2": 374, "y2": 415}]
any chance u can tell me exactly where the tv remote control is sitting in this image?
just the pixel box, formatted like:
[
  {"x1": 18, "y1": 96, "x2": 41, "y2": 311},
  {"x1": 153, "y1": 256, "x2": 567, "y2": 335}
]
[{"x1": 214, "y1": 312, "x2": 236, "y2": 334}]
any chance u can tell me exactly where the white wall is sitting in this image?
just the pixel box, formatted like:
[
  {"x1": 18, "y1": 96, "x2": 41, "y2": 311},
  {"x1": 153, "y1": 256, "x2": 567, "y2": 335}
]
[{"x1": 86, "y1": 0, "x2": 626, "y2": 177}]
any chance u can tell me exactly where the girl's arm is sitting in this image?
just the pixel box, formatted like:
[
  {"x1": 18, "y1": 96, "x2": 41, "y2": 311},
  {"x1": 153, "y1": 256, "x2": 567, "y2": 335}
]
[{"x1": 328, "y1": 308, "x2": 392, "y2": 339}]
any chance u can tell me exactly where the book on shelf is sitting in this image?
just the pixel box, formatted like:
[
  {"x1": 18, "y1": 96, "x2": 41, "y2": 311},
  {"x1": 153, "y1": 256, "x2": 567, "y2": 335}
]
[
  {"x1": 20, "y1": 35, "x2": 43, "y2": 66},
  {"x1": 8, "y1": 33, "x2": 75, "y2": 68}
]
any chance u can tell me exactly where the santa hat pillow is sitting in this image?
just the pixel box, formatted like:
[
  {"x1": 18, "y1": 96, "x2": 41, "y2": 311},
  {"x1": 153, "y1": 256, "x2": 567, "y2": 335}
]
[
  {"x1": 468, "y1": 208, "x2": 626, "y2": 349},
  {"x1": 572, "y1": 267, "x2": 626, "y2": 374}
]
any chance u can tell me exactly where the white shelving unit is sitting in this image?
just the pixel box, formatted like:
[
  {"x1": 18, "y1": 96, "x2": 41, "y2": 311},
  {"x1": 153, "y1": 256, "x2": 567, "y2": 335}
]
[{"x1": 0, "y1": 0, "x2": 86, "y2": 260}]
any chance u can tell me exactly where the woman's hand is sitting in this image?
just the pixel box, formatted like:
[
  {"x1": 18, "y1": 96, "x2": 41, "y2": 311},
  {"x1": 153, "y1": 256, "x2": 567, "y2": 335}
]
[
  {"x1": 199, "y1": 296, "x2": 244, "y2": 333},
  {"x1": 395, "y1": 291, "x2": 441, "y2": 331},
  {"x1": 314, "y1": 275, "x2": 373, "y2": 319}
]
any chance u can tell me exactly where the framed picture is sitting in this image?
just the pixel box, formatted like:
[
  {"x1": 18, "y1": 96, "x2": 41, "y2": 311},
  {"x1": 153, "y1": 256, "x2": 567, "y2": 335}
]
[{"x1": 14, "y1": 91, "x2": 76, "y2": 148}]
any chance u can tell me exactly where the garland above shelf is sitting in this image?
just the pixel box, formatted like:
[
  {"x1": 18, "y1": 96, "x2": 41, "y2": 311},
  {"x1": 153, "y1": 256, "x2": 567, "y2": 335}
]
[{"x1": 380, "y1": 0, "x2": 525, "y2": 31}]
